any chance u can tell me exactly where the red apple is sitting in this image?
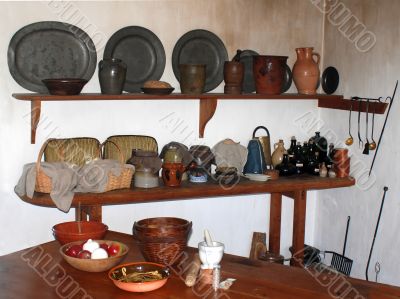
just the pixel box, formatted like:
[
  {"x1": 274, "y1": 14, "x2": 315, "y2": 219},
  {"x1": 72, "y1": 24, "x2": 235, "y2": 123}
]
[
  {"x1": 65, "y1": 244, "x2": 83, "y2": 258},
  {"x1": 107, "y1": 242, "x2": 123, "y2": 256},
  {"x1": 99, "y1": 243, "x2": 109, "y2": 251},
  {"x1": 77, "y1": 250, "x2": 91, "y2": 259}
]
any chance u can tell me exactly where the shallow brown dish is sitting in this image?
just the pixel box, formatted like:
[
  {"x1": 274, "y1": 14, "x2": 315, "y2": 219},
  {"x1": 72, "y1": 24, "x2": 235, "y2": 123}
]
[
  {"x1": 60, "y1": 240, "x2": 128, "y2": 272},
  {"x1": 42, "y1": 78, "x2": 88, "y2": 95},
  {"x1": 109, "y1": 262, "x2": 169, "y2": 292},
  {"x1": 141, "y1": 87, "x2": 174, "y2": 95},
  {"x1": 52, "y1": 221, "x2": 108, "y2": 245}
]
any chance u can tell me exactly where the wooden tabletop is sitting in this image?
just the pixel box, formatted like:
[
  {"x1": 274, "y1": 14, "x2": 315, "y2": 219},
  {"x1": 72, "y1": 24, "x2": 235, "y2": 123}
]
[{"x1": 1, "y1": 231, "x2": 399, "y2": 299}]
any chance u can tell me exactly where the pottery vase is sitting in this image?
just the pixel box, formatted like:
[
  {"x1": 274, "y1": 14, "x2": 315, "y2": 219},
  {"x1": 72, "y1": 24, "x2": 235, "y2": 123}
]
[
  {"x1": 253, "y1": 55, "x2": 288, "y2": 95},
  {"x1": 271, "y1": 139, "x2": 287, "y2": 168},
  {"x1": 224, "y1": 61, "x2": 244, "y2": 94},
  {"x1": 98, "y1": 58, "x2": 127, "y2": 94},
  {"x1": 292, "y1": 47, "x2": 320, "y2": 95},
  {"x1": 162, "y1": 162, "x2": 186, "y2": 187}
]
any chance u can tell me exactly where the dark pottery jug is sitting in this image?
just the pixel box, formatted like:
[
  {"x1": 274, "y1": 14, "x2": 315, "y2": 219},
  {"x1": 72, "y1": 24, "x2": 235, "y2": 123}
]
[
  {"x1": 98, "y1": 58, "x2": 127, "y2": 94},
  {"x1": 253, "y1": 55, "x2": 288, "y2": 95}
]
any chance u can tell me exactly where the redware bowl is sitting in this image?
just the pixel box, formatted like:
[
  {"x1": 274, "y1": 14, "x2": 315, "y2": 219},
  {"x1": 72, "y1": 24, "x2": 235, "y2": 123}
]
[
  {"x1": 108, "y1": 262, "x2": 169, "y2": 292},
  {"x1": 52, "y1": 221, "x2": 108, "y2": 245},
  {"x1": 60, "y1": 240, "x2": 128, "y2": 272},
  {"x1": 42, "y1": 78, "x2": 88, "y2": 95}
]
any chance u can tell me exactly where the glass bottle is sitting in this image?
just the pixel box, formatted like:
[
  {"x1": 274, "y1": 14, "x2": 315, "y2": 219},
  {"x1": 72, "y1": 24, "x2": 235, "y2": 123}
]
[
  {"x1": 287, "y1": 136, "x2": 297, "y2": 160},
  {"x1": 309, "y1": 131, "x2": 328, "y2": 162},
  {"x1": 275, "y1": 154, "x2": 296, "y2": 176},
  {"x1": 292, "y1": 142, "x2": 305, "y2": 174},
  {"x1": 325, "y1": 143, "x2": 335, "y2": 170},
  {"x1": 307, "y1": 150, "x2": 320, "y2": 175}
]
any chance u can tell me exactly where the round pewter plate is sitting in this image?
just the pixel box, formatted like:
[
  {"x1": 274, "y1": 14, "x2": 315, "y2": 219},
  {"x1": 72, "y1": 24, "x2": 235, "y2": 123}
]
[
  {"x1": 103, "y1": 26, "x2": 166, "y2": 93},
  {"x1": 172, "y1": 29, "x2": 228, "y2": 92},
  {"x1": 8, "y1": 21, "x2": 97, "y2": 93}
]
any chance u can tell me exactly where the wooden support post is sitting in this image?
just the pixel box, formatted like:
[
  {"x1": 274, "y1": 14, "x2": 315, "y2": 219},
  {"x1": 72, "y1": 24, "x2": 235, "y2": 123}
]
[
  {"x1": 199, "y1": 98, "x2": 217, "y2": 138},
  {"x1": 75, "y1": 205, "x2": 102, "y2": 222},
  {"x1": 269, "y1": 193, "x2": 282, "y2": 255},
  {"x1": 291, "y1": 190, "x2": 307, "y2": 267}
]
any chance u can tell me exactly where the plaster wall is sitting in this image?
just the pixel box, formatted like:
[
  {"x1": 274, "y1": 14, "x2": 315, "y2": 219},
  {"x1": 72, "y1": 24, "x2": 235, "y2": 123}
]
[{"x1": 0, "y1": 0, "x2": 323, "y2": 261}]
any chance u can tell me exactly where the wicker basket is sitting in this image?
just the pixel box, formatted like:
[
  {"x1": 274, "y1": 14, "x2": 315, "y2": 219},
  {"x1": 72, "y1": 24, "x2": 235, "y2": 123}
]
[
  {"x1": 44, "y1": 137, "x2": 101, "y2": 166},
  {"x1": 35, "y1": 139, "x2": 59, "y2": 193},
  {"x1": 103, "y1": 135, "x2": 158, "y2": 163},
  {"x1": 101, "y1": 140, "x2": 135, "y2": 192}
]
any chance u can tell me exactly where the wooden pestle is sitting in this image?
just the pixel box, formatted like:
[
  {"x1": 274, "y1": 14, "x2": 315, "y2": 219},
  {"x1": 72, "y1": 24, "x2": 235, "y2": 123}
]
[{"x1": 185, "y1": 253, "x2": 201, "y2": 287}]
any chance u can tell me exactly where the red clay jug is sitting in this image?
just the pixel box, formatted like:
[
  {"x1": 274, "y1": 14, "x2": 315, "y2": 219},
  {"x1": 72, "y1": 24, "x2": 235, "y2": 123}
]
[
  {"x1": 253, "y1": 55, "x2": 288, "y2": 95},
  {"x1": 292, "y1": 47, "x2": 320, "y2": 95}
]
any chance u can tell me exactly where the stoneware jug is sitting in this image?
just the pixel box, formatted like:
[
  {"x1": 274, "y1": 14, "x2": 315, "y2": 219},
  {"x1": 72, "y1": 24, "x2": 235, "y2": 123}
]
[
  {"x1": 253, "y1": 55, "x2": 288, "y2": 95},
  {"x1": 292, "y1": 47, "x2": 320, "y2": 95},
  {"x1": 98, "y1": 58, "x2": 127, "y2": 94},
  {"x1": 271, "y1": 139, "x2": 287, "y2": 167}
]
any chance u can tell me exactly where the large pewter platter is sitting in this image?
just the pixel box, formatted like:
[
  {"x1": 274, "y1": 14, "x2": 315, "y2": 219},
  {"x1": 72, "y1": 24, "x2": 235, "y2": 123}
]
[
  {"x1": 103, "y1": 26, "x2": 166, "y2": 93},
  {"x1": 8, "y1": 21, "x2": 97, "y2": 93},
  {"x1": 172, "y1": 29, "x2": 228, "y2": 92}
]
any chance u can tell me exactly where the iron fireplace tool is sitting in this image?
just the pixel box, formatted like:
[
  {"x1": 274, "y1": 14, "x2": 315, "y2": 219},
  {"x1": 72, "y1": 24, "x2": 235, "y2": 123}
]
[
  {"x1": 369, "y1": 104, "x2": 377, "y2": 150},
  {"x1": 357, "y1": 97, "x2": 363, "y2": 149},
  {"x1": 345, "y1": 98, "x2": 354, "y2": 146},
  {"x1": 324, "y1": 216, "x2": 353, "y2": 276},
  {"x1": 366, "y1": 186, "x2": 388, "y2": 281},
  {"x1": 369, "y1": 80, "x2": 398, "y2": 176},
  {"x1": 363, "y1": 99, "x2": 370, "y2": 155}
]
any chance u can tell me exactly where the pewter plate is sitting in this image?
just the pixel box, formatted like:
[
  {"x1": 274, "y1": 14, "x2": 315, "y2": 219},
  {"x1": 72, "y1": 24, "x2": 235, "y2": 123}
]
[
  {"x1": 8, "y1": 21, "x2": 97, "y2": 93},
  {"x1": 172, "y1": 29, "x2": 228, "y2": 92},
  {"x1": 103, "y1": 26, "x2": 166, "y2": 93}
]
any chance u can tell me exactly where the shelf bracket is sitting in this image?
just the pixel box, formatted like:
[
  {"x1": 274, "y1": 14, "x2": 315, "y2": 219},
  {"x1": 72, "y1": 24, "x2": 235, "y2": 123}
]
[
  {"x1": 199, "y1": 98, "x2": 218, "y2": 138},
  {"x1": 31, "y1": 100, "x2": 41, "y2": 144}
]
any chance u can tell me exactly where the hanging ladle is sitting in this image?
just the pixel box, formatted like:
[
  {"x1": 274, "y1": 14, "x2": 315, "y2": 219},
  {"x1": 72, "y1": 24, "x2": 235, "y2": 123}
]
[
  {"x1": 345, "y1": 98, "x2": 354, "y2": 146},
  {"x1": 363, "y1": 99, "x2": 370, "y2": 155},
  {"x1": 369, "y1": 104, "x2": 377, "y2": 150},
  {"x1": 357, "y1": 98, "x2": 363, "y2": 148}
]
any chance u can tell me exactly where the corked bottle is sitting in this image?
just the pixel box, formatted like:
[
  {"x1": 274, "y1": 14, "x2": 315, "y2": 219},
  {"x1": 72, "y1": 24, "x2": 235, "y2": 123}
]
[{"x1": 333, "y1": 148, "x2": 350, "y2": 178}]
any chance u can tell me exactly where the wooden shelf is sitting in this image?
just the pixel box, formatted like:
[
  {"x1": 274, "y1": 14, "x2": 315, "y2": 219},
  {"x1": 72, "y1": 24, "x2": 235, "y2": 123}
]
[
  {"x1": 318, "y1": 97, "x2": 388, "y2": 114},
  {"x1": 18, "y1": 175, "x2": 355, "y2": 208},
  {"x1": 14, "y1": 92, "x2": 379, "y2": 144}
]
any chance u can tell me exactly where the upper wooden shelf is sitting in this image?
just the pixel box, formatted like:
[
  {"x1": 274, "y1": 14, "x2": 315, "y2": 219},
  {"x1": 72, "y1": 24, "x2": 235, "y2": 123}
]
[{"x1": 12, "y1": 93, "x2": 387, "y2": 144}]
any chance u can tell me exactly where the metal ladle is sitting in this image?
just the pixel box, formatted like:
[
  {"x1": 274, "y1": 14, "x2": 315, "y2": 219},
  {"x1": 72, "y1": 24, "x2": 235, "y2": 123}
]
[
  {"x1": 357, "y1": 98, "x2": 363, "y2": 148},
  {"x1": 345, "y1": 98, "x2": 354, "y2": 146},
  {"x1": 363, "y1": 99, "x2": 370, "y2": 155},
  {"x1": 369, "y1": 105, "x2": 377, "y2": 150}
]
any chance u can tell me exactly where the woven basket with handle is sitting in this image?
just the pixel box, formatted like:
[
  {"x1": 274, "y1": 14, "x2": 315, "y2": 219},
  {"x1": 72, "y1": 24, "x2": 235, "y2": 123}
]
[{"x1": 101, "y1": 140, "x2": 134, "y2": 192}]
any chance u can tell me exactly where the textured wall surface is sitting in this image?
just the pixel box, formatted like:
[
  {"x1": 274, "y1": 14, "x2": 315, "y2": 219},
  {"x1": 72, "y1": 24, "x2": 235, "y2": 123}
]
[
  {"x1": 0, "y1": 0, "x2": 323, "y2": 262},
  {"x1": 317, "y1": 0, "x2": 400, "y2": 285}
]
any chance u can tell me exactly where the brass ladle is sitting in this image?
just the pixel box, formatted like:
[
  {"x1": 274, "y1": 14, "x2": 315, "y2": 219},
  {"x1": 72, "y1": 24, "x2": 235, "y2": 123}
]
[
  {"x1": 369, "y1": 105, "x2": 377, "y2": 150},
  {"x1": 345, "y1": 98, "x2": 354, "y2": 146}
]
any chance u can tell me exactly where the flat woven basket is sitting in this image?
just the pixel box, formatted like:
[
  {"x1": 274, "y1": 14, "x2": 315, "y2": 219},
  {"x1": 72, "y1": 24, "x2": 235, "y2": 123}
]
[
  {"x1": 101, "y1": 140, "x2": 135, "y2": 192},
  {"x1": 44, "y1": 137, "x2": 101, "y2": 166},
  {"x1": 103, "y1": 135, "x2": 158, "y2": 163}
]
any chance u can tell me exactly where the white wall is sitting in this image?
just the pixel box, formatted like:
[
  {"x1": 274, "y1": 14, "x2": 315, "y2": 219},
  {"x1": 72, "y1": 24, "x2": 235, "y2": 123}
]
[
  {"x1": 0, "y1": 0, "x2": 324, "y2": 268},
  {"x1": 315, "y1": 0, "x2": 400, "y2": 286}
]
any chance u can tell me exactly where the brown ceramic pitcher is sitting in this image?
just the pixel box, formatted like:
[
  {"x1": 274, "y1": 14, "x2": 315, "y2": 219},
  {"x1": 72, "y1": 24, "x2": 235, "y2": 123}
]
[
  {"x1": 253, "y1": 55, "x2": 288, "y2": 95},
  {"x1": 292, "y1": 47, "x2": 320, "y2": 95}
]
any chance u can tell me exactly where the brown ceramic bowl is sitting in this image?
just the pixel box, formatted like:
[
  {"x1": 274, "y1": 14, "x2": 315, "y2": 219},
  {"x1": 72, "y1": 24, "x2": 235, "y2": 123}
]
[
  {"x1": 42, "y1": 78, "x2": 88, "y2": 95},
  {"x1": 53, "y1": 221, "x2": 108, "y2": 245},
  {"x1": 108, "y1": 262, "x2": 169, "y2": 292},
  {"x1": 60, "y1": 240, "x2": 128, "y2": 272}
]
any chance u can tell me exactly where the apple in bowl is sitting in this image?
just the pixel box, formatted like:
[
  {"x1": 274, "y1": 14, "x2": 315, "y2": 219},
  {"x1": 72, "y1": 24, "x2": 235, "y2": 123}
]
[{"x1": 60, "y1": 239, "x2": 129, "y2": 272}]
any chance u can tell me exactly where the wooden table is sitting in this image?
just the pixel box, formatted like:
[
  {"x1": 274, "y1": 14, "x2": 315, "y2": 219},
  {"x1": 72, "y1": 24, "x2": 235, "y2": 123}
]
[
  {"x1": 1, "y1": 231, "x2": 399, "y2": 299},
  {"x1": 17, "y1": 175, "x2": 355, "y2": 267}
]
